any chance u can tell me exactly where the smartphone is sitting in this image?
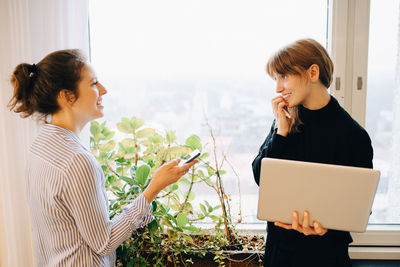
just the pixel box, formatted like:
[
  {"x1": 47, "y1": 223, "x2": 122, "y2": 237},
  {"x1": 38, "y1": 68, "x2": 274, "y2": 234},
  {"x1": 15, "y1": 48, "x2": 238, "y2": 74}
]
[
  {"x1": 283, "y1": 107, "x2": 291, "y2": 119},
  {"x1": 179, "y1": 149, "x2": 200, "y2": 166}
]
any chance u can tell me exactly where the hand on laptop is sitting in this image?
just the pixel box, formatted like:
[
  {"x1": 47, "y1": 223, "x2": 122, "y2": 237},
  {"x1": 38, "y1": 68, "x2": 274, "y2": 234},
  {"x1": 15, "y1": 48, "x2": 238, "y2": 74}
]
[{"x1": 274, "y1": 210, "x2": 328, "y2": 236}]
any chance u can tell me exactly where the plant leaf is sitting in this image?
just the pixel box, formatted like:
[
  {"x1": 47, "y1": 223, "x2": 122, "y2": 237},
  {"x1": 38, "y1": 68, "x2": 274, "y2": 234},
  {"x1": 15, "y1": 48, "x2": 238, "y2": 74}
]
[
  {"x1": 185, "y1": 191, "x2": 195, "y2": 202},
  {"x1": 165, "y1": 130, "x2": 177, "y2": 144},
  {"x1": 98, "y1": 140, "x2": 115, "y2": 152},
  {"x1": 180, "y1": 233, "x2": 193, "y2": 242},
  {"x1": 111, "y1": 186, "x2": 121, "y2": 192},
  {"x1": 102, "y1": 129, "x2": 115, "y2": 140},
  {"x1": 185, "y1": 135, "x2": 202, "y2": 150},
  {"x1": 136, "y1": 165, "x2": 150, "y2": 185},
  {"x1": 120, "y1": 176, "x2": 134, "y2": 185},
  {"x1": 213, "y1": 204, "x2": 221, "y2": 210},
  {"x1": 204, "y1": 200, "x2": 213, "y2": 212},
  {"x1": 131, "y1": 116, "x2": 144, "y2": 130},
  {"x1": 121, "y1": 138, "x2": 135, "y2": 148},
  {"x1": 207, "y1": 167, "x2": 215, "y2": 176},
  {"x1": 197, "y1": 170, "x2": 205, "y2": 178},
  {"x1": 170, "y1": 204, "x2": 180, "y2": 211},
  {"x1": 166, "y1": 213, "x2": 177, "y2": 224},
  {"x1": 200, "y1": 203, "x2": 207, "y2": 214},
  {"x1": 117, "y1": 121, "x2": 133, "y2": 133},
  {"x1": 178, "y1": 177, "x2": 191, "y2": 186},
  {"x1": 176, "y1": 213, "x2": 189, "y2": 227},
  {"x1": 136, "y1": 128, "x2": 155, "y2": 139},
  {"x1": 183, "y1": 225, "x2": 199, "y2": 232},
  {"x1": 209, "y1": 215, "x2": 220, "y2": 221},
  {"x1": 90, "y1": 121, "x2": 100, "y2": 136},
  {"x1": 183, "y1": 202, "x2": 193, "y2": 213},
  {"x1": 149, "y1": 133, "x2": 164, "y2": 144},
  {"x1": 94, "y1": 132, "x2": 105, "y2": 142},
  {"x1": 123, "y1": 153, "x2": 136, "y2": 160},
  {"x1": 140, "y1": 140, "x2": 151, "y2": 147},
  {"x1": 152, "y1": 201, "x2": 157, "y2": 212},
  {"x1": 130, "y1": 165, "x2": 137, "y2": 178},
  {"x1": 147, "y1": 220, "x2": 158, "y2": 234},
  {"x1": 218, "y1": 170, "x2": 227, "y2": 175},
  {"x1": 171, "y1": 184, "x2": 179, "y2": 191},
  {"x1": 169, "y1": 146, "x2": 192, "y2": 155},
  {"x1": 198, "y1": 152, "x2": 210, "y2": 160}
]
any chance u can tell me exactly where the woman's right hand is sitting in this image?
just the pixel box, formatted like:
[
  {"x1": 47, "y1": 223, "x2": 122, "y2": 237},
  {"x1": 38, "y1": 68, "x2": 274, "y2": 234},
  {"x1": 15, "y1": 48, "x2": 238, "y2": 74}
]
[
  {"x1": 271, "y1": 95, "x2": 290, "y2": 137},
  {"x1": 274, "y1": 210, "x2": 328, "y2": 236},
  {"x1": 143, "y1": 159, "x2": 197, "y2": 202}
]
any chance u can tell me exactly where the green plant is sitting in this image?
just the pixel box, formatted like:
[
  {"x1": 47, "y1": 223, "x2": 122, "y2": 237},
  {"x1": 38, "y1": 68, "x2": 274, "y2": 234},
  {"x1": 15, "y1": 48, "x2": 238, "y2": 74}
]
[{"x1": 90, "y1": 116, "x2": 243, "y2": 266}]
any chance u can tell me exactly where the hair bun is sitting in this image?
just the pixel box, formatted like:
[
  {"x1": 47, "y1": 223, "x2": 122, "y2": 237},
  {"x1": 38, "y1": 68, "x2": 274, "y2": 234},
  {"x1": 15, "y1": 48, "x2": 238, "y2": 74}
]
[
  {"x1": 28, "y1": 64, "x2": 37, "y2": 77},
  {"x1": 9, "y1": 49, "x2": 86, "y2": 120}
]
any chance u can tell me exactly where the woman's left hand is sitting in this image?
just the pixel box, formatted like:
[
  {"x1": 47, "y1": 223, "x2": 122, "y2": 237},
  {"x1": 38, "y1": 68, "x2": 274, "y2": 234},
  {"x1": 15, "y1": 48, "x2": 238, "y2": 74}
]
[{"x1": 274, "y1": 210, "x2": 328, "y2": 236}]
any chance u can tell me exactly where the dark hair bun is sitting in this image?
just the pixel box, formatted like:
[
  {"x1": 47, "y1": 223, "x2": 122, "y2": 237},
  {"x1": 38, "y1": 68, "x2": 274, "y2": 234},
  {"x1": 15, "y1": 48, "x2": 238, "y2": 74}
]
[
  {"x1": 9, "y1": 63, "x2": 38, "y2": 117},
  {"x1": 8, "y1": 49, "x2": 86, "y2": 119}
]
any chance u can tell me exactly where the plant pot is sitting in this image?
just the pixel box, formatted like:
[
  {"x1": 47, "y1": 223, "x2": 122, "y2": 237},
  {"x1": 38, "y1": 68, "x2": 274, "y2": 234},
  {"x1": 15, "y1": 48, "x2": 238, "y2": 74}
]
[
  {"x1": 167, "y1": 250, "x2": 265, "y2": 267},
  {"x1": 117, "y1": 235, "x2": 265, "y2": 267}
]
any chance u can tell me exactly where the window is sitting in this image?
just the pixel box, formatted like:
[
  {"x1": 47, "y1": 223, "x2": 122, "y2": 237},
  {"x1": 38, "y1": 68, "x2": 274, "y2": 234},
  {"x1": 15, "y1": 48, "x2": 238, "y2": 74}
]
[
  {"x1": 88, "y1": 0, "x2": 329, "y2": 223},
  {"x1": 365, "y1": 0, "x2": 400, "y2": 224}
]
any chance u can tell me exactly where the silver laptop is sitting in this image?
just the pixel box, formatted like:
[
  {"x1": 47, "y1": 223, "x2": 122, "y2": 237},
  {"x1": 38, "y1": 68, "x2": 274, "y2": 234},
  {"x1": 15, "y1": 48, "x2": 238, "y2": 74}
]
[{"x1": 257, "y1": 158, "x2": 380, "y2": 232}]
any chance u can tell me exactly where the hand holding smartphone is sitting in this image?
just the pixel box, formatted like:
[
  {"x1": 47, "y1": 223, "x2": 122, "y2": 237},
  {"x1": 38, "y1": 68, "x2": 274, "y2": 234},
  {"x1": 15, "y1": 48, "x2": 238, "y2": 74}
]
[{"x1": 179, "y1": 149, "x2": 200, "y2": 166}]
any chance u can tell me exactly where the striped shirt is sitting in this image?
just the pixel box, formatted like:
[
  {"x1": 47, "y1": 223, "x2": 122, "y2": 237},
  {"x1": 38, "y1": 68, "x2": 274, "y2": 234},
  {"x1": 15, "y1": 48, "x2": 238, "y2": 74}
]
[{"x1": 26, "y1": 124, "x2": 153, "y2": 267}]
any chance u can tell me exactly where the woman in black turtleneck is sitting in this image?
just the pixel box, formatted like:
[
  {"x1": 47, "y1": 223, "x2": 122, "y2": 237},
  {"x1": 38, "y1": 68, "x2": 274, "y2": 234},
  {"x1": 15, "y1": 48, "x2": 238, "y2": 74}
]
[{"x1": 252, "y1": 39, "x2": 373, "y2": 267}]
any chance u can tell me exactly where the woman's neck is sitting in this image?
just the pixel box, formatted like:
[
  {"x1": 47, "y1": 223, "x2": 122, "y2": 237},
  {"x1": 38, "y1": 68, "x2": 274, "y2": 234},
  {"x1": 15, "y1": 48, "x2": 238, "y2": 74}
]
[
  {"x1": 301, "y1": 84, "x2": 331, "y2": 110},
  {"x1": 50, "y1": 111, "x2": 85, "y2": 135}
]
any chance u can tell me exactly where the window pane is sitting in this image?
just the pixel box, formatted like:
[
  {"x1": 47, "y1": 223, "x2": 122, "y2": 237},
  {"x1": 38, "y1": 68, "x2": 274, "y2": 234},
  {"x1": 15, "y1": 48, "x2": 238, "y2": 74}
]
[
  {"x1": 366, "y1": 0, "x2": 400, "y2": 224},
  {"x1": 88, "y1": 0, "x2": 328, "y2": 223}
]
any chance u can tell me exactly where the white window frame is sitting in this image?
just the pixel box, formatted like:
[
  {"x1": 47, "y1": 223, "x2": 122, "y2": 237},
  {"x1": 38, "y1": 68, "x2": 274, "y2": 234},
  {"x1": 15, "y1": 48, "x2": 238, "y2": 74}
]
[{"x1": 328, "y1": 0, "x2": 400, "y2": 259}]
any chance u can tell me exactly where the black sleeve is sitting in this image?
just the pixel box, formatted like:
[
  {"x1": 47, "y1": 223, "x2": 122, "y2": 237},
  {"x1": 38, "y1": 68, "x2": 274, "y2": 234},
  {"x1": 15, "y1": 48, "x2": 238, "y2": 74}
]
[
  {"x1": 350, "y1": 128, "x2": 373, "y2": 169},
  {"x1": 252, "y1": 121, "x2": 288, "y2": 186}
]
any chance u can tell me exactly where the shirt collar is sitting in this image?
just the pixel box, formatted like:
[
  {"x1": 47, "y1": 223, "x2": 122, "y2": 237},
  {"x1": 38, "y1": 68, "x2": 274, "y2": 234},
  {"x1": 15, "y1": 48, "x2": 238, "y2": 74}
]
[{"x1": 41, "y1": 123, "x2": 81, "y2": 144}]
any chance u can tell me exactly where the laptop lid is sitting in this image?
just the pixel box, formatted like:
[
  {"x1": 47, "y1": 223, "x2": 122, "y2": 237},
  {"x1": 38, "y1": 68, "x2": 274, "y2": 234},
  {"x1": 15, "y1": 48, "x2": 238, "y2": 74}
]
[{"x1": 257, "y1": 158, "x2": 380, "y2": 232}]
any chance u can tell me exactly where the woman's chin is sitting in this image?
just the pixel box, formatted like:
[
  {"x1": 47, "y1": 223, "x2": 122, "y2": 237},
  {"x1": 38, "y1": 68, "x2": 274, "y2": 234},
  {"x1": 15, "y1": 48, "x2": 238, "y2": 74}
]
[
  {"x1": 287, "y1": 100, "x2": 300, "y2": 108},
  {"x1": 93, "y1": 111, "x2": 104, "y2": 119},
  {"x1": 287, "y1": 103, "x2": 296, "y2": 108}
]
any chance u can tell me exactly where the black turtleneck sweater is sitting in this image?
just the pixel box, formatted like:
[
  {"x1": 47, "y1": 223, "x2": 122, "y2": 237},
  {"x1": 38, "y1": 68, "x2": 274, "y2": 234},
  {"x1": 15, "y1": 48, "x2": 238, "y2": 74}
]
[{"x1": 252, "y1": 96, "x2": 373, "y2": 250}]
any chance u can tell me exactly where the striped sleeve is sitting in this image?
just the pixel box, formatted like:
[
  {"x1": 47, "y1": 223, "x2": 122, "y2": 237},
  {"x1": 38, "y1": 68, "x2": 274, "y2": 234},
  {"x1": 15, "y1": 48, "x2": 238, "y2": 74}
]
[{"x1": 62, "y1": 153, "x2": 153, "y2": 257}]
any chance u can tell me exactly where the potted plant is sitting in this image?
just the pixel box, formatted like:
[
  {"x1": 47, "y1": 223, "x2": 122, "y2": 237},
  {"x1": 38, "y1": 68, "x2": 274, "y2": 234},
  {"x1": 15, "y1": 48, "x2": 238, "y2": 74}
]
[{"x1": 90, "y1": 116, "x2": 265, "y2": 267}]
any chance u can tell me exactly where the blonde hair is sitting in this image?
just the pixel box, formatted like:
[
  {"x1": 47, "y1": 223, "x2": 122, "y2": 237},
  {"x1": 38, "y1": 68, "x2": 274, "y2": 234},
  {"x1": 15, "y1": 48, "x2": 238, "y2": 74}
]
[{"x1": 266, "y1": 38, "x2": 334, "y2": 133}]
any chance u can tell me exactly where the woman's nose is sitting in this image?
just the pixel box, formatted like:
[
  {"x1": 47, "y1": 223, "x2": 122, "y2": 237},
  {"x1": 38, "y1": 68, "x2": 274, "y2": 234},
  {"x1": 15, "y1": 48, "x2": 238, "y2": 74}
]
[
  {"x1": 99, "y1": 83, "x2": 107, "y2": 95},
  {"x1": 275, "y1": 80, "x2": 284, "y2": 93}
]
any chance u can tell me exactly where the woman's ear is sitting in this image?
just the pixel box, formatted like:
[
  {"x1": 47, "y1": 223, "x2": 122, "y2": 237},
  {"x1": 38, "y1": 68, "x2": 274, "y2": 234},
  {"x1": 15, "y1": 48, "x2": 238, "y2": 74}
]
[
  {"x1": 57, "y1": 89, "x2": 76, "y2": 107},
  {"x1": 308, "y1": 64, "x2": 320, "y2": 82}
]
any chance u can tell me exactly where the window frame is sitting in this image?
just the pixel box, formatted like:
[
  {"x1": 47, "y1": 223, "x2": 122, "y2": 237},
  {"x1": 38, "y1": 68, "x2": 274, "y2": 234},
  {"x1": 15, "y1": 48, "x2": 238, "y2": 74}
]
[{"x1": 328, "y1": 0, "x2": 400, "y2": 258}]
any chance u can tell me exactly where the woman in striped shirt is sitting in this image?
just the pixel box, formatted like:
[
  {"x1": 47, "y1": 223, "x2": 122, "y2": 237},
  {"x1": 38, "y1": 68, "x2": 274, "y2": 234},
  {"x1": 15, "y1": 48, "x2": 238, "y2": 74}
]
[{"x1": 8, "y1": 49, "x2": 196, "y2": 267}]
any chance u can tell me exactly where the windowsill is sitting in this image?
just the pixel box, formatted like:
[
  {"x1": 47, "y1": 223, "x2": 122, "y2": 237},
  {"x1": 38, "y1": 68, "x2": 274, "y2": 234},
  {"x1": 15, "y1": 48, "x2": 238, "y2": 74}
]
[
  {"x1": 234, "y1": 223, "x2": 400, "y2": 235},
  {"x1": 236, "y1": 223, "x2": 400, "y2": 260},
  {"x1": 351, "y1": 224, "x2": 400, "y2": 246},
  {"x1": 349, "y1": 247, "x2": 400, "y2": 260},
  {"x1": 192, "y1": 223, "x2": 400, "y2": 259}
]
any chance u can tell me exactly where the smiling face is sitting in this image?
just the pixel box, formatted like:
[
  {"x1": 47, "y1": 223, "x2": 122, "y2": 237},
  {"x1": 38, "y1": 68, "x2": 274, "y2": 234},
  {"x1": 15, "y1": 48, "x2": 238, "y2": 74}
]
[
  {"x1": 266, "y1": 39, "x2": 334, "y2": 109},
  {"x1": 71, "y1": 64, "x2": 107, "y2": 124},
  {"x1": 273, "y1": 72, "x2": 311, "y2": 108}
]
